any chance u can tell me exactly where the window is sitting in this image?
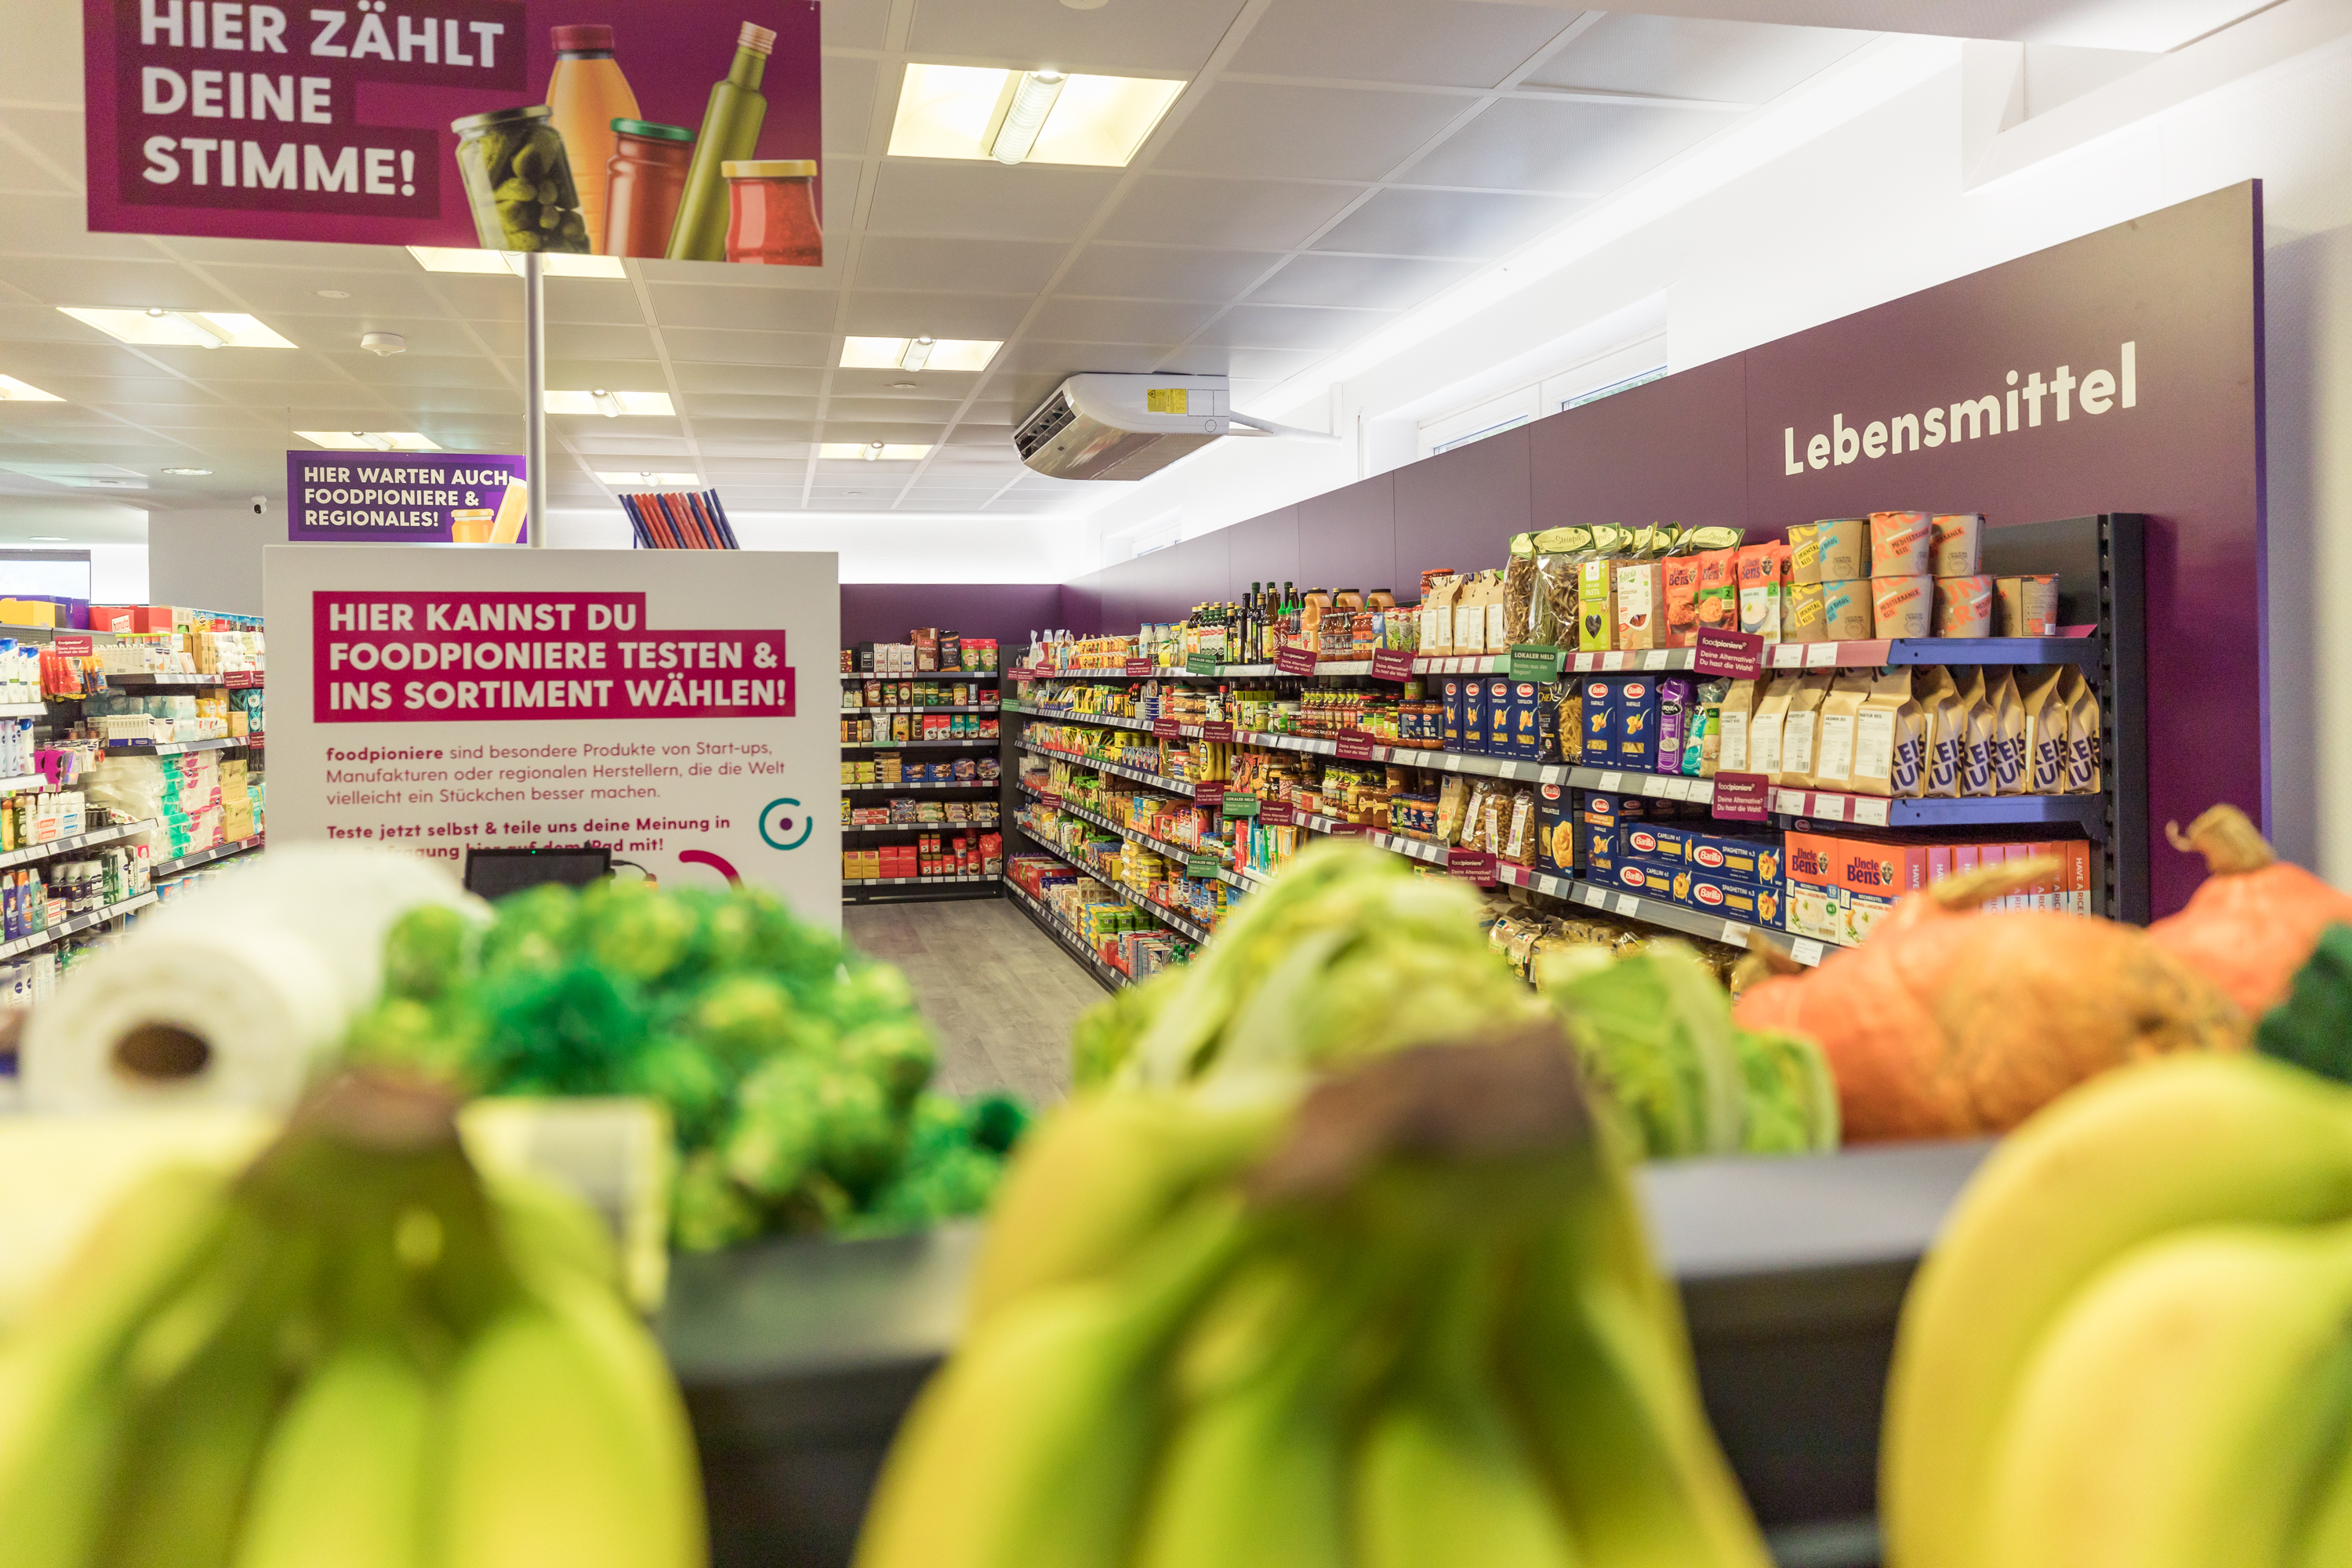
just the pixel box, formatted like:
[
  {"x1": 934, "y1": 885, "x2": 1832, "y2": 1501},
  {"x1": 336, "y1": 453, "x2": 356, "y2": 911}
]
[
  {"x1": 1430, "y1": 413, "x2": 1531, "y2": 456},
  {"x1": 1561, "y1": 366, "x2": 1666, "y2": 412}
]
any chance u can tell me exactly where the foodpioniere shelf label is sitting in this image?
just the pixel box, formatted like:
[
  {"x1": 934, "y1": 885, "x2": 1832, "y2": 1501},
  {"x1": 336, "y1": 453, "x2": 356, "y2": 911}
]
[{"x1": 267, "y1": 544, "x2": 840, "y2": 925}]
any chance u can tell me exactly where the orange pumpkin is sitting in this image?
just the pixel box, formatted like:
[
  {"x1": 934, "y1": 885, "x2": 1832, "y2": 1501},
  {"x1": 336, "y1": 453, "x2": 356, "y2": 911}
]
[
  {"x1": 1734, "y1": 858, "x2": 2245, "y2": 1142},
  {"x1": 2147, "y1": 804, "x2": 2352, "y2": 1015}
]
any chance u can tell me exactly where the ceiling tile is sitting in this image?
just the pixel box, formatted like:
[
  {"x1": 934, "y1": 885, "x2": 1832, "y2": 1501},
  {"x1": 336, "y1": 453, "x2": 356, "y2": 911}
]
[
  {"x1": 1526, "y1": 15, "x2": 1871, "y2": 103},
  {"x1": 1224, "y1": 347, "x2": 1329, "y2": 382},
  {"x1": 1027, "y1": 296, "x2": 1218, "y2": 343},
  {"x1": 684, "y1": 394, "x2": 825, "y2": 420},
  {"x1": 21, "y1": 259, "x2": 240, "y2": 311},
  {"x1": 1094, "y1": 176, "x2": 1362, "y2": 250},
  {"x1": 1312, "y1": 187, "x2": 1585, "y2": 258},
  {"x1": 545, "y1": 324, "x2": 661, "y2": 361},
  {"x1": 568, "y1": 434, "x2": 697, "y2": 457},
  {"x1": 905, "y1": 0, "x2": 1240, "y2": 74},
  {"x1": 673, "y1": 364, "x2": 827, "y2": 396},
  {"x1": 1397, "y1": 96, "x2": 1725, "y2": 194},
  {"x1": 855, "y1": 236, "x2": 1069, "y2": 294},
  {"x1": 1229, "y1": 0, "x2": 1575, "y2": 89},
  {"x1": 701, "y1": 435, "x2": 818, "y2": 455},
  {"x1": 659, "y1": 327, "x2": 837, "y2": 366},
  {"x1": 1057, "y1": 245, "x2": 1283, "y2": 302},
  {"x1": 0, "y1": 194, "x2": 162, "y2": 260},
  {"x1": 650, "y1": 283, "x2": 844, "y2": 332},
  {"x1": 826, "y1": 54, "x2": 880, "y2": 159},
  {"x1": 96, "y1": 405, "x2": 271, "y2": 431},
  {"x1": 1151, "y1": 82, "x2": 1468, "y2": 181},
  {"x1": 831, "y1": 366, "x2": 983, "y2": 398},
  {"x1": 842, "y1": 291, "x2": 1031, "y2": 338},
  {"x1": 31, "y1": 376, "x2": 227, "y2": 407},
  {"x1": 823, "y1": 0, "x2": 891, "y2": 52},
  {"x1": 866, "y1": 161, "x2": 1123, "y2": 242},
  {"x1": 826, "y1": 396, "x2": 967, "y2": 422},
  {"x1": 1247, "y1": 252, "x2": 1477, "y2": 310},
  {"x1": 1189, "y1": 303, "x2": 1396, "y2": 351},
  {"x1": 811, "y1": 420, "x2": 942, "y2": 444}
]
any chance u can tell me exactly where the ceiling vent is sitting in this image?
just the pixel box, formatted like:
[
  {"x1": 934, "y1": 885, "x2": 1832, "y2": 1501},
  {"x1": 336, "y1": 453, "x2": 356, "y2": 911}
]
[{"x1": 1013, "y1": 373, "x2": 1333, "y2": 481}]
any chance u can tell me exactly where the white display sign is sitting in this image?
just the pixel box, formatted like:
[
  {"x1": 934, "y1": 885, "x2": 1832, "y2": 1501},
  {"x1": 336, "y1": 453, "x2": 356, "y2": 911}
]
[{"x1": 263, "y1": 546, "x2": 840, "y2": 927}]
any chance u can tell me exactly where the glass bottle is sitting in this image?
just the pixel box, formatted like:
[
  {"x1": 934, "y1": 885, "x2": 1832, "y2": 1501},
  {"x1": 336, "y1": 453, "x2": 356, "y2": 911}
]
[{"x1": 667, "y1": 20, "x2": 778, "y2": 262}]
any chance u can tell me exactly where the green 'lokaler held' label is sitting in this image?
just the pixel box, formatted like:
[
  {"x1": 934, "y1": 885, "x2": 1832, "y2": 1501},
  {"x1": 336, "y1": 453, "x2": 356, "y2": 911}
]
[{"x1": 1508, "y1": 644, "x2": 1566, "y2": 682}]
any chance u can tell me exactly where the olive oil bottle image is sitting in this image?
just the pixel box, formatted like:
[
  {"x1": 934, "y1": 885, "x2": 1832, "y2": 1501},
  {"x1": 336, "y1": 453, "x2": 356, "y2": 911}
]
[{"x1": 667, "y1": 20, "x2": 778, "y2": 262}]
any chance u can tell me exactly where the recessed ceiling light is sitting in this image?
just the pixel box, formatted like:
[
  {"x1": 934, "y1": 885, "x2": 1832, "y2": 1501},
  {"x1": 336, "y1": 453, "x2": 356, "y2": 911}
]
[
  {"x1": 316, "y1": 289, "x2": 351, "y2": 299},
  {"x1": 60, "y1": 308, "x2": 296, "y2": 350},
  {"x1": 840, "y1": 336, "x2": 999, "y2": 372},
  {"x1": 595, "y1": 470, "x2": 702, "y2": 486},
  {"x1": 0, "y1": 374, "x2": 63, "y2": 402},
  {"x1": 888, "y1": 64, "x2": 1184, "y2": 167},
  {"x1": 295, "y1": 430, "x2": 444, "y2": 452},
  {"x1": 819, "y1": 442, "x2": 931, "y2": 460},
  {"x1": 546, "y1": 389, "x2": 675, "y2": 417},
  {"x1": 27, "y1": 536, "x2": 67, "y2": 542},
  {"x1": 406, "y1": 246, "x2": 627, "y2": 279},
  {"x1": 162, "y1": 466, "x2": 212, "y2": 475},
  {"x1": 889, "y1": 381, "x2": 918, "y2": 390}
]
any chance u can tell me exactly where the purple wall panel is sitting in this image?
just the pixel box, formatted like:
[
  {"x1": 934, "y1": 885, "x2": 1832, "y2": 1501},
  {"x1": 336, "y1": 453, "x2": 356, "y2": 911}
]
[
  {"x1": 1396, "y1": 427, "x2": 1531, "y2": 591},
  {"x1": 1298, "y1": 474, "x2": 1396, "y2": 595},
  {"x1": 1529, "y1": 356, "x2": 1748, "y2": 531},
  {"x1": 1059, "y1": 183, "x2": 2265, "y2": 916},
  {"x1": 838, "y1": 583, "x2": 1063, "y2": 652}
]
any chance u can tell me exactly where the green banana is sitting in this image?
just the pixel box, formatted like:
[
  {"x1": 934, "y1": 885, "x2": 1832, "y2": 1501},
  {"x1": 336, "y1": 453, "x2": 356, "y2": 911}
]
[
  {"x1": 1979, "y1": 1219, "x2": 2352, "y2": 1568},
  {"x1": 1504, "y1": 1221, "x2": 1771, "y2": 1568},
  {"x1": 2290, "y1": 1413, "x2": 2352, "y2": 1568},
  {"x1": 0, "y1": 1164, "x2": 237, "y2": 1568},
  {"x1": 1127, "y1": 1250, "x2": 1369, "y2": 1568},
  {"x1": 1882, "y1": 1055, "x2": 2352, "y2": 1568},
  {"x1": 965, "y1": 1088, "x2": 1287, "y2": 1328},
  {"x1": 431, "y1": 1285, "x2": 704, "y2": 1568},
  {"x1": 1354, "y1": 1246, "x2": 1581, "y2": 1568},
  {"x1": 230, "y1": 1341, "x2": 434, "y2": 1568},
  {"x1": 854, "y1": 1193, "x2": 1249, "y2": 1568},
  {"x1": 486, "y1": 1170, "x2": 622, "y2": 1298}
]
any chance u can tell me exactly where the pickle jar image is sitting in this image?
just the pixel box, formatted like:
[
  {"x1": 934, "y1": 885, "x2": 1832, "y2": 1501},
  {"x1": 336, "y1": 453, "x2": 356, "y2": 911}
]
[{"x1": 451, "y1": 105, "x2": 591, "y2": 254}]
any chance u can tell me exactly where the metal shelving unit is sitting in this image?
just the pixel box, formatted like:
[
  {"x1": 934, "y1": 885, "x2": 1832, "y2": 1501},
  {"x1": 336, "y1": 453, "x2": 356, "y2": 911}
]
[{"x1": 840, "y1": 668, "x2": 1005, "y2": 908}]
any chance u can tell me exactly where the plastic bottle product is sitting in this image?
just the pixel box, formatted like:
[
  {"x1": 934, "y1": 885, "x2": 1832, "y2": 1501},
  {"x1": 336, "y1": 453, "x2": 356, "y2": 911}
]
[
  {"x1": 603, "y1": 118, "x2": 696, "y2": 257},
  {"x1": 667, "y1": 21, "x2": 779, "y2": 262},
  {"x1": 720, "y1": 158, "x2": 822, "y2": 264},
  {"x1": 546, "y1": 23, "x2": 641, "y2": 253}
]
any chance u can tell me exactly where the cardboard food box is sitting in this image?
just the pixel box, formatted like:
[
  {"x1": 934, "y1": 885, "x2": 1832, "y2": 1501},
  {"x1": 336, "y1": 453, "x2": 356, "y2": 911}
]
[
  {"x1": 1933, "y1": 575, "x2": 1995, "y2": 637},
  {"x1": 1788, "y1": 523, "x2": 1821, "y2": 586},
  {"x1": 1785, "y1": 582, "x2": 1825, "y2": 642},
  {"x1": 1871, "y1": 575, "x2": 1933, "y2": 638},
  {"x1": 1613, "y1": 675, "x2": 1661, "y2": 770},
  {"x1": 1995, "y1": 575, "x2": 2060, "y2": 637},
  {"x1": 1931, "y1": 513, "x2": 1984, "y2": 576},
  {"x1": 1814, "y1": 518, "x2": 1867, "y2": 581},
  {"x1": 1869, "y1": 512, "x2": 1934, "y2": 576},
  {"x1": 1580, "y1": 677, "x2": 1617, "y2": 765},
  {"x1": 1820, "y1": 581, "x2": 1872, "y2": 641},
  {"x1": 1615, "y1": 561, "x2": 1664, "y2": 651},
  {"x1": 1577, "y1": 560, "x2": 1617, "y2": 652}
]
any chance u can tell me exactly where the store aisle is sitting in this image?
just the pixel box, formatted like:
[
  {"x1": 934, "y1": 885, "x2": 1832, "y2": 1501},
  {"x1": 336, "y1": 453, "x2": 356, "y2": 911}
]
[{"x1": 844, "y1": 896, "x2": 1100, "y2": 1106}]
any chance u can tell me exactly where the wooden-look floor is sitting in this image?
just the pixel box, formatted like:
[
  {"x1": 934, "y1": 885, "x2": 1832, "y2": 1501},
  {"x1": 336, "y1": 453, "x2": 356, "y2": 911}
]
[{"x1": 844, "y1": 895, "x2": 1102, "y2": 1105}]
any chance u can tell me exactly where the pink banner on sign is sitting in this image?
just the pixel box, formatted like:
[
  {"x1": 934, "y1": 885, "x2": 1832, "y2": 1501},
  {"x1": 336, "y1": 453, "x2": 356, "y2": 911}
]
[
  {"x1": 311, "y1": 589, "x2": 794, "y2": 721},
  {"x1": 1693, "y1": 629, "x2": 1763, "y2": 680},
  {"x1": 1711, "y1": 771, "x2": 1771, "y2": 822},
  {"x1": 84, "y1": 0, "x2": 822, "y2": 264},
  {"x1": 1369, "y1": 648, "x2": 1414, "y2": 683}
]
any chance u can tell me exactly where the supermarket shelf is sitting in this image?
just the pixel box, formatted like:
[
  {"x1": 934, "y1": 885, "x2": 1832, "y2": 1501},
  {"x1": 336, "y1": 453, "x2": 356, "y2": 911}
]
[
  {"x1": 1015, "y1": 742, "x2": 1199, "y2": 797},
  {"x1": 841, "y1": 822, "x2": 1000, "y2": 837},
  {"x1": 0, "y1": 703, "x2": 46, "y2": 718},
  {"x1": 843, "y1": 872, "x2": 996, "y2": 888},
  {"x1": 150, "y1": 836, "x2": 266, "y2": 877},
  {"x1": 839, "y1": 738, "x2": 999, "y2": 751},
  {"x1": 0, "y1": 774, "x2": 49, "y2": 797},
  {"x1": 103, "y1": 672, "x2": 263, "y2": 687},
  {"x1": 0, "y1": 890, "x2": 158, "y2": 961},
  {"x1": 102, "y1": 735, "x2": 256, "y2": 756},
  {"x1": 0, "y1": 818, "x2": 154, "y2": 872},
  {"x1": 1773, "y1": 788, "x2": 2108, "y2": 838},
  {"x1": 1015, "y1": 784, "x2": 1252, "y2": 893},
  {"x1": 1009, "y1": 818, "x2": 1220, "y2": 943},
  {"x1": 841, "y1": 779, "x2": 1001, "y2": 793},
  {"x1": 837, "y1": 705, "x2": 1000, "y2": 716},
  {"x1": 1559, "y1": 880, "x2": 1824, "y2": 966},
  {"x1": 840, "y1": 670, "x2": 1001, "y2": 681},
  {"x1": 1002, "y1": 882, "x2": 1132, "y2": 994}
]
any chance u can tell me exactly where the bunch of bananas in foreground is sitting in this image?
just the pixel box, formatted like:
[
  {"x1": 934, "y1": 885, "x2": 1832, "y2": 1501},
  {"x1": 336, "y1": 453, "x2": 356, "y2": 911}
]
[
  {"x1": 0, "y1": 1072, "x2": 706, "y2": 1568},
  {"x1": 1882, "y1": 1054, "x2": 2352, "y2": 1568},
  {"x1": 856, "y1": 1025, "x2": 1774, "y2": 1568}
]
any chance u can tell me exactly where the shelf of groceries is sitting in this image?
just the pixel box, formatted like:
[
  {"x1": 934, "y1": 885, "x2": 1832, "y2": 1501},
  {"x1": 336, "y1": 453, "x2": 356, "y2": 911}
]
[
  {"x1": 150, "y1": 836, "x2": 266, "y2": 879},
  {"x1": 0, "y1": 891, "x2": 158, "y2": 963},
  {"x1": 1002, "y1": 870, "x2": 1190, "y2": 989},
  {"x1": 1011, "y1": 803, "x2": 1222, "y2": 945}
]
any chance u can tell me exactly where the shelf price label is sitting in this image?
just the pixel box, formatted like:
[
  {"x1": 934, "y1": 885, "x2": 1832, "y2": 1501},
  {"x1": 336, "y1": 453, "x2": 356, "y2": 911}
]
[
  {"x1": 1773, "y1": 643, "x2": 1806, "y2": 669},
  {"x1": 1508, "y1": 644, "x2": 1566, "y2": 682},
  {"x1": 1693, "y1": 629, "x2": 1764, "y2": 680},
  {"x1": 1369, "y1": 648, "x2": 1415, "y2": 683},
  {"x1": 1126, "y1": 658, "x2": 1153, "y2": 678},
  {"x1": 1275, "y1": 644, "x2": 1319, "y2": 676},
  {"x1": 1446, "y1": 848, "x2": 1497, "y2": 886},
  {"x1": 1259, "y1": 801, "x2": 1295, "y2": 826},
  {"x1": 1194, "y1": 781, "x2": 1225, "y2": 808},
  {"x1": 1038, "y1": 792, "x2": 1062, "y2": 810},
  {"x1": 1321, "y1": 818, "x2": 1367, "y2": 837},
  {"x1": 1220, "y1": 793, "x2": 1258, "y2": 818},
  {"x1": 1185, "y1": 652, "x2": 1221, "y2": 677},
  {"x1": 1710, "y1": 772, "x2": 1771, "y2": 822},
  {"x1": 1806, "y1": 642, "x2": 1842, "y2": 669},
  {"x1": 1200, "y1": 720, "x2": 1234, "y2": 744},
  {"x1": 1335, "y1": 729, "x2": 1377, "y2": 761},
  {"x1": 1185, "y1": 854, "x2": 1225, "y2": 879},
  {"x1": 53, "y1": 636, "x2": 93, "y2": 657},
  {"x1": 1152, "y1": 718, "x2": 1180, "y2": 739}
]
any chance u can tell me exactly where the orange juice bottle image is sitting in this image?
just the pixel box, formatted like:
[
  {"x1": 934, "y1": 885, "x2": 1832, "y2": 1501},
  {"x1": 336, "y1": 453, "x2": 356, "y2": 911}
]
[{"x1": 546, "y1": 24, "x2": 641, "y2": 256}]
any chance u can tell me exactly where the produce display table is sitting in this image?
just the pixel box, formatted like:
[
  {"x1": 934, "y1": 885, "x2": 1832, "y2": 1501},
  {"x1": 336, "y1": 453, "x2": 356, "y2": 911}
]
[{"x1": 659, "y1": 1139, "x2": 1992, "y2": 1568}]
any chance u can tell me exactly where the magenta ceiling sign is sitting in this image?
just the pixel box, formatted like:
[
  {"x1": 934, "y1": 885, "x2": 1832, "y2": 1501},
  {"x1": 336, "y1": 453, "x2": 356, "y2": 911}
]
[{"x1": 82, "y1": 0, "x2": 822, "y2": 265}]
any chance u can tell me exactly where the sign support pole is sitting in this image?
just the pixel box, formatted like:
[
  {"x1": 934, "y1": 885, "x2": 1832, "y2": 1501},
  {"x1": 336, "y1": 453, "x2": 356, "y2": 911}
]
[{"x1": 523, "y1": 250, "x2": 546, "y2": 548}]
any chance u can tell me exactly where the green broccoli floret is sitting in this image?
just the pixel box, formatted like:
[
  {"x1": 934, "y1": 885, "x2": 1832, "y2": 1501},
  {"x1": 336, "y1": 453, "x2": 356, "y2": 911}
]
[
  {"x1": 466, "y1": 960, "x2": 650, "y2": 1095},
  {"x1": 478, "y1": 882, "x2": 582, "y2": 975},
  {"x1": 673, "y1": 1150, "x2": 764, "y2": 1253},
  {"x1": 580, "y1": 880, "x2": 699, "y2": 984},
  {"x1": 724, "y1": 1053, "x2": 901, "y2": 1204},
  {"x1": 382, "y1": 905, "x2": 478, "y2": 1004},
  {"x1": 841, "y1": 1016, "x2": 937, "y2": 1109}
]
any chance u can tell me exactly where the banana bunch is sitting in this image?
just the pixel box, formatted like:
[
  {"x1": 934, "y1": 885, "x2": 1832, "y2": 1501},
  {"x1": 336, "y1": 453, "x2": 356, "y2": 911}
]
[
  {"x1": 855, "y1": 1026, "x2": 1774, "y2": 1568},
  {"x1": 1882, "y1": 1053, "x2": 2352, "y2": 1568},
  {"x1": 0, "y1": 1072, "x2": 706, "y2": 1568}
]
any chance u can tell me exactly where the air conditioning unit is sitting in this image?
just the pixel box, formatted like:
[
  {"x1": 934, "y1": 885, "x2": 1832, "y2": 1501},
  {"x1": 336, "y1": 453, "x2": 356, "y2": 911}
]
[{"x1": 1013, "y1": 373, "x2": 1336, "y2": 481}]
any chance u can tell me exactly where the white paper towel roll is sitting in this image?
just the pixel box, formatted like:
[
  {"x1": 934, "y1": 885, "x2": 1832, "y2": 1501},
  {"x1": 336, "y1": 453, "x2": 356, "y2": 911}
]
[{"x1": 21, "y1": 844, "x2": 485, "y2": 1112}]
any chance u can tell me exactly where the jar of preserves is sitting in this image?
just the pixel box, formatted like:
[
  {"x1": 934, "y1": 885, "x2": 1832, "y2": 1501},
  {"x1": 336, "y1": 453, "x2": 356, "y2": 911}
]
[
  {"x1": 603, "y1": 118, "x2": 695, "y2": 257},
  {"x1": 720, "y1": 158, "x2": 822, "y2": 266}
]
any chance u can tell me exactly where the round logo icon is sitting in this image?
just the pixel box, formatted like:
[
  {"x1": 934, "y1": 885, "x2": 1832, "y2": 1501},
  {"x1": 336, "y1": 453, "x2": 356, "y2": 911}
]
[{"x1": 759, "y1": 797, "x2": 812, "y2": 851}]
